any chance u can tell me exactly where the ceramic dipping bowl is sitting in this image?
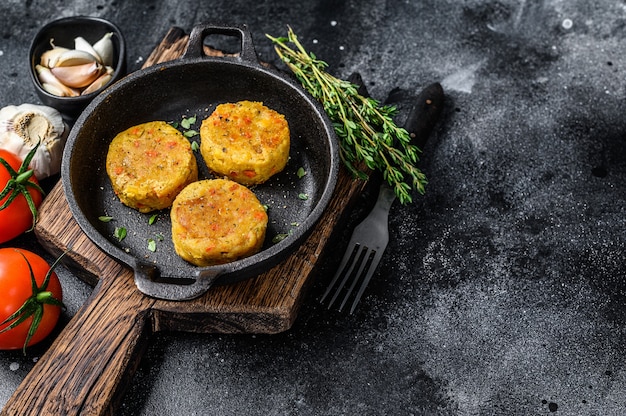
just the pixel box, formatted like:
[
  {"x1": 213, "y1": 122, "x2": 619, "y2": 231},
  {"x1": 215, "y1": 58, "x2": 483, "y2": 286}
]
[{"x1": 29, "y1": 16, "x2": 127, "y2": 120}]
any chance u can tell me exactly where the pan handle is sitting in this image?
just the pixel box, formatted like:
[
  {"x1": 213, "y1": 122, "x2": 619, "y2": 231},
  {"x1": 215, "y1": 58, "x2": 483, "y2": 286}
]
[
  {"x1": 182, "y1": 23, "x2": 259, "y2": 64},
  {"x1": 133, "y1": 261, "x2": 225, "y2": 301}
]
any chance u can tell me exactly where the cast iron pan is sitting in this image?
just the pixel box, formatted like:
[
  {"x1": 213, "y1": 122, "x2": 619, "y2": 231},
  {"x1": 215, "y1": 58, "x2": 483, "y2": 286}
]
[{"x1": 62, "y1": 23, "x2": 339, "y2": 301}]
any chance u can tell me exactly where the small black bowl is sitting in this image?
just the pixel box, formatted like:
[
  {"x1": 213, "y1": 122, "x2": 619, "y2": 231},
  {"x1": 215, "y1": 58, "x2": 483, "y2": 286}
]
[{"x1": 29, "y1": 16, "x2": 127, "y2": 121}]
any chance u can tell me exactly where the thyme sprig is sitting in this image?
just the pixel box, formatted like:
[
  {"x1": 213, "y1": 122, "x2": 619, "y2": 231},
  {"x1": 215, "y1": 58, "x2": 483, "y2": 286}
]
[{"x1": 267, "y1": 28, "x2": 426, "y2": 204}]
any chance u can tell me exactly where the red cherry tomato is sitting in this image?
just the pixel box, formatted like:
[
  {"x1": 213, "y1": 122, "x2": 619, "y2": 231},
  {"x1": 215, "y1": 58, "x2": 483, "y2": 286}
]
[
  {"x1": 0, "y1": 248, "x2": 63, "y2": 351},
  {"x1": 0, "y1": 149, "x2": 44, "y2": 243}
]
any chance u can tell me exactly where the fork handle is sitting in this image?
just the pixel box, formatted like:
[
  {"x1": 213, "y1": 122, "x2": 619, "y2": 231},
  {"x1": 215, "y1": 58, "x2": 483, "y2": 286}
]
[{"x1": 374, "y1": 184, "x2": 397, "y2": 218}]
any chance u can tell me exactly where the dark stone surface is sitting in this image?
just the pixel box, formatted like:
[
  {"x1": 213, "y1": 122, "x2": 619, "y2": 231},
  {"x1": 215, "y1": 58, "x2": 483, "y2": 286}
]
[{"x1": 1, "y1": 0, "x2": 626, "y2": 415}]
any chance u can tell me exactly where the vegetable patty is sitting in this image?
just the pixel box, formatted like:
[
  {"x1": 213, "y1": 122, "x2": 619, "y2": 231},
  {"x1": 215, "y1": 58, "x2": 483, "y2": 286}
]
[
  {"x1": 200, "y1": 101, "x2": 290, "y2": 185},
  {"x1": 171, "y1": 179, "x2": 268, "y2": 266},
  {"x1": 105, "y1": 121, "x2": 198, "y2": 213}
]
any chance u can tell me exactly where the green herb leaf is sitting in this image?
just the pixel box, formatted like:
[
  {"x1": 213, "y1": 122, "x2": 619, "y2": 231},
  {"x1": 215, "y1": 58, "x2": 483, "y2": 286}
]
[
  {"x1": 114, "y1": 227, "x2": 127, "y2": 241},
  {"x1": 272, "y1": 233, "x2": 289, "y2": 243},
  {"x1": 296, "y1": 167, "x2": 306, "y2": 179},
  {"x1": 184, "y1": 130, "x2": 199, "y2": 138},
  {"x1": 148, "y1": 214, "x2": 158, "y2": 225},
  {"x1": 181, "y1": 115, "x2": 196, "y2": 129},
  {"x1": 298, "y1": 193, "x2": 309, "y2": 200},
  {"x1": 99, "y1": 216, "x2": 113, "y2": 222},
  {"x1": 191, "y1": 141, "x2": 200, "y2": 151},
  {"x1": 147, "y1": 239, "x2": 156, "y2": 252}
]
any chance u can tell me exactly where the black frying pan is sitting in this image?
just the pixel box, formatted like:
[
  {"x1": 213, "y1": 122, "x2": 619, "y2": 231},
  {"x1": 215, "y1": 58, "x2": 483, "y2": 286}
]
[{"x1": 62, "y1": 23, "x2": 339, "y2": 301}]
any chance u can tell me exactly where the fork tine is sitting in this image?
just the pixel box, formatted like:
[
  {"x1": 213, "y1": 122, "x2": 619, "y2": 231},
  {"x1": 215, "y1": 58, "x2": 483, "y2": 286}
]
[
  {"x1": 319, "y1": 243, "x2": 358, "y2": 303},
  {"x1": 338, "y1": 247, "x2": 374, "y2": 312},
  {"x1": 348, "y1": 249, "x2": 385, "y2": 314},
  {"x1": 326, "y1": 244, "x2": 366, "y2": 308}
]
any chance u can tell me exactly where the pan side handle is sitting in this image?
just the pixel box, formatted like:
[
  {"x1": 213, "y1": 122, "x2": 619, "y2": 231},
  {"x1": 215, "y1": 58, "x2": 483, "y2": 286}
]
[
  {"x1": 182, "y1": 22, "x2": 258, "y2": 64},
  {"x1": 133, "y1": 261, "x2": 224, "y2": 301},
  {"x1": 1, "y1": 265, "x2": 154, "y2": 416}
]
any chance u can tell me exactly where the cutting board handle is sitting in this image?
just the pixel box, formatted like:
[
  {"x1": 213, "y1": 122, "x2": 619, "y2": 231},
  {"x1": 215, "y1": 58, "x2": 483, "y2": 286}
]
[{"x1": 1, "y1": 265, "x2": 154, "y2": 416}]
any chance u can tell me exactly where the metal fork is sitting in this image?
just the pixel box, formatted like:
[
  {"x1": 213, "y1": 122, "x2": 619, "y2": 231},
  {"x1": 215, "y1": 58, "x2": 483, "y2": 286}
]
[
  {"x1": 320, "y1": 82, "x2": 444, "y2": 313},
  {"x1": 320, "y1": 183, "x2": 397, "y2": 313}
]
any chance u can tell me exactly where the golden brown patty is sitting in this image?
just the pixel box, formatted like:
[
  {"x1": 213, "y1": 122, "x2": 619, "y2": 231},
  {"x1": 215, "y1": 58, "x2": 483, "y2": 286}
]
[
  {"x1": 105, "y1": 121, "x2": 198, "y2": 213},
  {"x1": 200, "y1": 101, "x2": 290, "y2": 185},
  {"x1": 171, "y1": 179, "x2": 268, "y2": 266}
]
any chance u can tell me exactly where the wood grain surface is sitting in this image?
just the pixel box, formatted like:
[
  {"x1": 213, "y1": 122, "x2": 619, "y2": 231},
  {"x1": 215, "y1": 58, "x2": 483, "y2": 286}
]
[{"x1": 1, "y1": 27, "x2": 368, "y2": 416}]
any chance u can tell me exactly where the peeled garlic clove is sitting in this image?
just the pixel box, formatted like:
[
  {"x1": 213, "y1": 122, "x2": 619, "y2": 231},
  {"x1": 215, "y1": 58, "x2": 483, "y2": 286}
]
[
  {"x1": 51, "y1": 62, "x2": 103, "y2": 88},
  {"x1": 81, "y1": 72, "x2": 112, "y2": 95},
  {"x1": 92, "y1": 32, "x2": 114, "y2": 67},
  {"x1": 0, "y1": 104, "x2": 68, "y2": 179},
  {"x1": 54, "y1": 49, "x2": 98, "y2": 67},
  {"x1": 74, "y1": 36, "x2": 102, "y2": 63},
  {"x1": 35, "y1": 65, "x2": 81, "y2": 97},
  {"x1": 40, "y1": 46, "x2": 70, "y2": 68}
]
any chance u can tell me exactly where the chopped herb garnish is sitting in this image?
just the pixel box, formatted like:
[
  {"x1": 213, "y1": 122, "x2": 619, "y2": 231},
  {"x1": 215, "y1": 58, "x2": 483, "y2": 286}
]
[
  {"x1": 296, "y1": 167, "x2": 306, "y2": 179},
  {"x1": 272, "y1": 225, "x2": 299, "y2": 244},
  {"x1": 191, "y1": 141, "x2": 200, "y2": 151},
  {"x1": 99, "y1": 216, "x2": 113, "y2": 222},
  {"x1": 147, "y1": 239, "x2": 156, "y2": 252},
  {"x1": 114, "y1": 227, "x2": 127, "y2": 241},
  {"x1": 272, "y1": 233, "x2": 289, "y2": 243},
  {"x1": 178, "y1": 115, "x2": 199, "y2": 139},
  {"x1": 298, "y1": 193, "x2": 309, "y2": 200},
  {"x1": 148, "y1": 214, "x2": 158, "y2": 225},
  {"x1": 181, "y1": 115, "x2": 196, "y2": 129}
]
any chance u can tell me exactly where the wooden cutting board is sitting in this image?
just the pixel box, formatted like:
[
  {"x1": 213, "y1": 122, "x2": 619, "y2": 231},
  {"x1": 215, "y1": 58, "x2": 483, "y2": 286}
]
[{"x1": 1, "y1": 27, "x2": 368, "y2": 416}]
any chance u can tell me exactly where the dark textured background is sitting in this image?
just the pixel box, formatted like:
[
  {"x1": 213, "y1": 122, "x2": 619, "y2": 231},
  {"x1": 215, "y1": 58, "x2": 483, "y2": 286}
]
[{"x1": 1, "y1": 1, "x2": 626, "y2": 415}]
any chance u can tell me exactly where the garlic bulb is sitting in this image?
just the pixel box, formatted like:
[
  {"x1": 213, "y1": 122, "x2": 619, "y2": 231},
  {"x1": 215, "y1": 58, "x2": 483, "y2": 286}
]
[{"x1": 0, "y1": 104, "x2": 68, "y2": 179}]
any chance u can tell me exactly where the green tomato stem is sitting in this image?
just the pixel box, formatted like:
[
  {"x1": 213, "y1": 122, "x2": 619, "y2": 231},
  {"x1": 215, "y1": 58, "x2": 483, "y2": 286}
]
[{"x1": 36, "y1": 291, "x2": 53, "y2": 302}]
